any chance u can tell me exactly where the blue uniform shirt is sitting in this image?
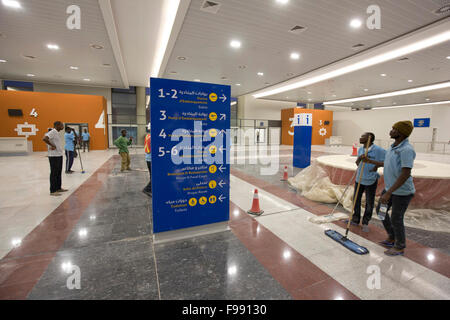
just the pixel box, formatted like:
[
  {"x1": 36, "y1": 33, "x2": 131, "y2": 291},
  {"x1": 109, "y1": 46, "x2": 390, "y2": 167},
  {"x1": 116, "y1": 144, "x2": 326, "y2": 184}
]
[
  {"x1": 384, "y1": 139, "x2": 416, "y2": 196},
  {"x1": 82, "y1": 132, "x2": 90, "y2": 141},
  {"x1": 64, "y1": 132, "x2": 75, "y2": 151},
  {"x1": 356, "y1": 144, "x2": 386, "y2": 186}
]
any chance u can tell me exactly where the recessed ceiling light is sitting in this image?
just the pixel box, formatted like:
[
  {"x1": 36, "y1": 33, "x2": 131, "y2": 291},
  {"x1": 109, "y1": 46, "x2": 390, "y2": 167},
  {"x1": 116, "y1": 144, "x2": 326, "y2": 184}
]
[
  {"x1": 236, "y1": 83, "x2": 241, "y2": 86},
  {"x1": 177, "y1": 56, "x2": 186, "y2": 61},
  {"x1": 290, "y1": 52, "x2": 300, "y2": 60},
  {"x1": 276, "y1": 0, "x2": 289, "y2": 4},
  {"x1": 447, "y1": 56, "x2": 450, "y2": 60},
  {"x1": 83, "y1": 78, "x2": 91, "y2": 81},
  {"x1": 0, "y1": 59, "x2": 6, "y2": 63},
  {"x1": 230, "y1": 40, "x2": 241, "y2": 49},
  {"x1": 307, "y1": 92, "x2": 312, "y2": 94},
  {"x1": 47, "y1": 44, "x2": 60, "y2": 50},
  {"x1": 257, "y1": 72, "x2": 264, "y2": 76},
  {"x1": 194, "y1": 79, "x2": 201, "y2": 82},
  {"x1": 381, "y1": 73, "x2": 387, "y2": 77},
  {"x1": 364, "y1": 89, "x2": 369, "y2": 92},
  {"x1": 90, "y1": 44, "x2": 103, "y2": 50},
  {"x1": 350, "y1": 19, "x2": 362, "y2": 29},
  {"x1": 26, "y1": 74, "x2": 35, "y2": 77},
  {"x1": 426, "y1": 98, "x2": 430, "y2": 101},
  {"x1": 308, "y1": 98, "x2": 312, "y2": 101},
  {"x1": 332, "y1": 94, "x2": 337, "y2": 97},
  {"x1": 408, "y1": 79, "x2": 413, "y2": 83},
  {"x1": 2, "y1": 0, "x2": 21, "y2": 9},
  {"x1": 70, "y1": 66, "x2": 79, "y2": 70}
]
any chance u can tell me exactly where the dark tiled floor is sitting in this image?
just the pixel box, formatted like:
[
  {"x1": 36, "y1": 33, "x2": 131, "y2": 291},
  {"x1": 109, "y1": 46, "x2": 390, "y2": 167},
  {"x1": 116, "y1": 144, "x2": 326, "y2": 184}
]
[{"x1": 26, "y1": 155, "x2": 292, "y2": 300}]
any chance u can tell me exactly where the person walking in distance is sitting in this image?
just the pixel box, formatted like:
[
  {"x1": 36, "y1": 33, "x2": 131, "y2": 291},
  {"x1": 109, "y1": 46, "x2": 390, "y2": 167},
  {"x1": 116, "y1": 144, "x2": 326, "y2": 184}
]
[
  {"x1": 43, "y1": 121, "x2": 68, "y2": 196},
  {"x1": 142, "y1": 129, "x2": 152, "y2": 196},
  {"x1": 64, "y1": 126, "x2": 76, "y2": 174},
  {"x1": 114, "y1": 129, "x2": 133, "y2": 172},
  {"x1": 82, "y1": 129, "x2": 90, "y2": 152},
  {"x1": 361, "y1": 121, "x2": 416, "y2": 256}
]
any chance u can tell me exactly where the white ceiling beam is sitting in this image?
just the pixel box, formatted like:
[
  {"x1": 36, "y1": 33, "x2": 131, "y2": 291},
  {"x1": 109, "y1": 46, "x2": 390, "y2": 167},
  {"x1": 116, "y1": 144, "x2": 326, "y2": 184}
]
[
  {"x1": 98, "y1": 0, "x2": 129, "y2": 88},
  {"x1": 158, "y1": 0, "x2": 191, "y2": 78}
]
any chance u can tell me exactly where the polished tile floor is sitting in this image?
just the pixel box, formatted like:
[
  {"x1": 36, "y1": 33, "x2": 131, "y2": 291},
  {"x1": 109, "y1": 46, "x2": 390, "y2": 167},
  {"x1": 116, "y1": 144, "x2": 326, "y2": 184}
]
[{"x1": 0, "y1": 146, "x2": 449, "y2": 300}]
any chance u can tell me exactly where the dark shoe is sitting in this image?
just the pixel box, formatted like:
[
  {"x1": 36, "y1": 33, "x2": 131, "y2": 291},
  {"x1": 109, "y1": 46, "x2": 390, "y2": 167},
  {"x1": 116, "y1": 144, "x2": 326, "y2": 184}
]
[
  {"x1": 379, "y1": 239, "x2": 395, "y2": 248},
  {"x1": 57, "y1": 188, "x2": 68, "y2": 192},
  {"x1": 344, "y1": 219, "x2": 360, "y2": 226},
  {"x1": 384, "y1": 248, "x2": 404, "y2": 256},
  {"x1": 50, "y1": 192, "x2": 62, "y2": 196}
]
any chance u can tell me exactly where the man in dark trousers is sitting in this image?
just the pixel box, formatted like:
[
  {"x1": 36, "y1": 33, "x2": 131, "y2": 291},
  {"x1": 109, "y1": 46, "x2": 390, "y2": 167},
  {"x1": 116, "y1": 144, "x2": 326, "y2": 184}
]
[
  {"x1": 361, "y1": 121, "x2": 416, "y2": 256},
  {"x1": 142, "y1": 129, "x2": 152, "y2": 196},
  {"x1": 64, "y1": 126, "x2": 75, "y2": 174},
  {"x1": 43, "y1": 121, "x2": 68, "y2": 196},
  {"x1": 82, "y1": 129, "x2": 90, "y2": 152},
  {"x1": 352, "y1": 132, "x2": 386, "y2": 232}
]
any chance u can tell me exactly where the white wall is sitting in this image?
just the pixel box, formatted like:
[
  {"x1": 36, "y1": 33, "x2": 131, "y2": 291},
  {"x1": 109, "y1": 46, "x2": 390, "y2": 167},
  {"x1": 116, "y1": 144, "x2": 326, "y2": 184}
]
[
  {"x1": 331, "y1": 104, "x2": 450, "y2": 152},
  {"x1": 238, "y1": 94, "x2": 296, "y2": 120}
]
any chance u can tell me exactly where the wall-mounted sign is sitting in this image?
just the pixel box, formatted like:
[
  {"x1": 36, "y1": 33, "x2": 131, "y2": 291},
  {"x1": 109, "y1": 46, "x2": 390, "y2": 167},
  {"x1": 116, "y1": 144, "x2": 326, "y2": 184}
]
[{"x1": 414, "y1": 118, "x2": 430, "y2": 128}]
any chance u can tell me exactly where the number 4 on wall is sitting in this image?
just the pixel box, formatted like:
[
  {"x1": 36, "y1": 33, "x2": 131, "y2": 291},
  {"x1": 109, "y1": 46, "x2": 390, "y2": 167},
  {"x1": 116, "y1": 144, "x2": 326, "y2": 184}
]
[{"x1": 30, "y1": 108, "x2": 38, "y2": 118}]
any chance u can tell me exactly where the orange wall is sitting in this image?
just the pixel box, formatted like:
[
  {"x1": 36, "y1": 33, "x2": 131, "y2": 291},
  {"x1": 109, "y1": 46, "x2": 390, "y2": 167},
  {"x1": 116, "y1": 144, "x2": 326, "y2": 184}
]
[
  {"x1": 0, "y1": 90, "x2": 108, "y2": 151},
  {"x1": 281, "y1": 108, "x2": 333, "y2": 145}
]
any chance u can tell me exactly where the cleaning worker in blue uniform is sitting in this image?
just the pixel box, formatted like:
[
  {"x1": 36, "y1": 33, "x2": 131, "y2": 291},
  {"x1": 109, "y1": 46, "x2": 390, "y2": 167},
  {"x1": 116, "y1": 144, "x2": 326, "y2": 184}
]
[
  {"x1": 361, "y1": 121, "x2": 416, "y2": 256},
  {"x1": 352, "y1": 132, "x2": 386, "y2": 232}
]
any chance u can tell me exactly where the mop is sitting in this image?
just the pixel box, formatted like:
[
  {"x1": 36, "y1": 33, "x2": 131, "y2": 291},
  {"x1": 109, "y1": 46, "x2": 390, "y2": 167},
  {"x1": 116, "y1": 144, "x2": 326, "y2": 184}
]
[
  {"x1": 308, "y1": 169, "x2": 357, "y2": 224},
  {"x1": 324, "y1": 137, "x2": 372, "y2": 255},
  {"x1": 76, "y1": 143, "x2": 86, "y2": 174}
]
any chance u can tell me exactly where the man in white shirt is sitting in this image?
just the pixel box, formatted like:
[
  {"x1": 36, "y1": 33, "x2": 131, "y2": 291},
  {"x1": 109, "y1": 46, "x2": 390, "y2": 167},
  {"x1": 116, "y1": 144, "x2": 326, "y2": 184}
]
[{"x1": 43, "y1": 121, "x2": 68, "y2": 196}]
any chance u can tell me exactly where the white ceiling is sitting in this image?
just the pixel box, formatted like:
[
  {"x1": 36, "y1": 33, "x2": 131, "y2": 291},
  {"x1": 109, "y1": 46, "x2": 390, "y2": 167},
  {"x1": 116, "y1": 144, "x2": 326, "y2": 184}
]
[
  {"x1": 0, "y1": 0, "x2": 189, "y2": 88},
  {"x1": 264, "y1": 40, "x2": 450, "y2": 105},
  {"x1": 163, "y1": 0, "x2": 450, "y2": 98},
  {"x1": 0, "y1": 0, "x2": 124, "y2": 87}
]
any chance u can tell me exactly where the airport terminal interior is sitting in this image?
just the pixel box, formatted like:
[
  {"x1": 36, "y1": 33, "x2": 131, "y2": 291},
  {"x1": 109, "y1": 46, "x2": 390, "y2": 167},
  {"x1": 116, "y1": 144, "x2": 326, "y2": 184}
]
[{"x1": 0, "y1": 0, "x2": 449, "y2": 301}]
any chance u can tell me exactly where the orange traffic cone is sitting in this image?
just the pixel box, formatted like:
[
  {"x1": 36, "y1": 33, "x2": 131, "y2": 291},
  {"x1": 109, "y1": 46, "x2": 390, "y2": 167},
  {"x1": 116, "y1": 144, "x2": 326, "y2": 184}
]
[
  {"x1": 351, "y1": 143, "x2": 358, "y2": 156},
  {"x1": 248, "y1": 189, "x2": 264, "y2": 216},
  {"x1": 281, "y1": 166, "x2": 289, "y2": 181}
]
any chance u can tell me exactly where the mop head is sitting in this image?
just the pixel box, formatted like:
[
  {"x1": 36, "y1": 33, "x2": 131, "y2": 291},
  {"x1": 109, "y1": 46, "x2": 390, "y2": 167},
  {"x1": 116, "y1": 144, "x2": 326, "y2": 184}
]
[
  {"x1": 308, "y1": 213, "x2": 348, "y2": 224},
  {"x1": 325, "y1": 229, "x2": 369, "y2": 255}
]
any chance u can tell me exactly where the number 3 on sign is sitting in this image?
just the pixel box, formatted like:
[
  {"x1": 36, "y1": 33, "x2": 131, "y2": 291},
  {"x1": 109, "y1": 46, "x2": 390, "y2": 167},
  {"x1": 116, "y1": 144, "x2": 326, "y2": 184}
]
[{"x1": 30, "y1": 108, "x2": 38, "y2": 118}]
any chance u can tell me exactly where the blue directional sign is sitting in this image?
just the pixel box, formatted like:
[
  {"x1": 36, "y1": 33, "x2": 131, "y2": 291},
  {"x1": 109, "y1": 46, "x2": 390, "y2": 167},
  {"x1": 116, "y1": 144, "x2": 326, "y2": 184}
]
[
  {"x1": 150, "y1": 78, "x2": 231, "y2": 234},
  {"x1": 293, "y1": 113, "x2": 312, "y2": 169}
]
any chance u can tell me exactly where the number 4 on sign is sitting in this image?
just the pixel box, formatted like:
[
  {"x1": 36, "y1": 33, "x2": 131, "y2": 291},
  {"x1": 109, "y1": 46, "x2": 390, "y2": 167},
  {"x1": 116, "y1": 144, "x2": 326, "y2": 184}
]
[{"x1": 30, "y1": 108, "x2": 38, "y2": 118}]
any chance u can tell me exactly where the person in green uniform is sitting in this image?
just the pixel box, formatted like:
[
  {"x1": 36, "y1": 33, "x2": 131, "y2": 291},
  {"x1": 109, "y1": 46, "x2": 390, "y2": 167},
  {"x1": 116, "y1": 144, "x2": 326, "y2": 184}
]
[{"x1": 114, "y1": 129, "x2": 133, "y2": 172}]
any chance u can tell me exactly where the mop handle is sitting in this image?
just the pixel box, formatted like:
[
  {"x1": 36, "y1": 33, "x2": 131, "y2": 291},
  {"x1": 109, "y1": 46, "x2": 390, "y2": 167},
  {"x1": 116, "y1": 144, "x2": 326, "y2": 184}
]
[
  {"x1": 345, "y1": 136, "x2": 372, "y2": 237},
  {"x1": 327, "y1": 169, "x2": 358, "y2": 217}
]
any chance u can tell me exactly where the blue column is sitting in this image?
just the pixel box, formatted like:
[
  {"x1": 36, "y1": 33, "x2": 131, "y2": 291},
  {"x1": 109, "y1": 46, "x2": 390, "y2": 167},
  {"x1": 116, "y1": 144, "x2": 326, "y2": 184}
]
[{"x1": 293, "y1": 113, "x2": 312, "y2": 168}]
